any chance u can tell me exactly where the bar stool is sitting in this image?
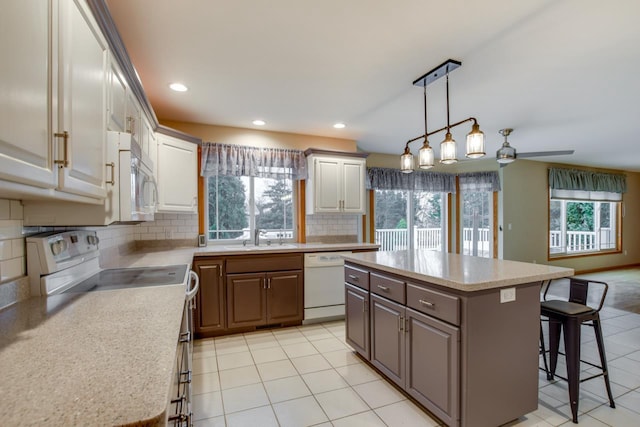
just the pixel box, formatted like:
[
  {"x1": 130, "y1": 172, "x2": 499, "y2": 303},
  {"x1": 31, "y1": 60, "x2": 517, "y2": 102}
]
[{"x1": 540, "y1": 278, "x2": 615, "y2": 424}]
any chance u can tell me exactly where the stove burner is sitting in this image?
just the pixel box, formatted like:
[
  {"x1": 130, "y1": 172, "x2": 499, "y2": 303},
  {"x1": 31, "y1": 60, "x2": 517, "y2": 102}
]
[{"x1": 64, "y1": 265, "x2": 188, "y2": 293}]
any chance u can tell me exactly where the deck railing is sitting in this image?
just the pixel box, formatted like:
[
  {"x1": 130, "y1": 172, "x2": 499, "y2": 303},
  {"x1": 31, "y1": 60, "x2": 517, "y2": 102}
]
[{"x1": 549, "y1": 228, "x2": 613, "y2": 253}]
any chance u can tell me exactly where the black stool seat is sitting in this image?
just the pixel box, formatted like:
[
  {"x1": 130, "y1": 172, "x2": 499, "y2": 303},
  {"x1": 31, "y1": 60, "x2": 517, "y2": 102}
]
[
  {"x1": 542, "y1": 300, "x2": 593, "y2": 315},
  {"x1": 540, "y1": 278, "x2": 615, "y2": 424}
]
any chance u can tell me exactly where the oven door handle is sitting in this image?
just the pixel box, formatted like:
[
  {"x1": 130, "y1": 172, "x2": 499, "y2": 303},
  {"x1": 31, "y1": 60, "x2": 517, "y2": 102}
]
[{"x1": 185, "y1": 270, "x2": 199, "y2": 302}]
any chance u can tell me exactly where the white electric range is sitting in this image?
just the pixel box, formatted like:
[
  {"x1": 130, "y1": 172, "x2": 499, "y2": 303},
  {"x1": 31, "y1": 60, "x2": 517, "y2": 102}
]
[{"x1": 26, "y1": 230, "x2": 191, "y2": 296}]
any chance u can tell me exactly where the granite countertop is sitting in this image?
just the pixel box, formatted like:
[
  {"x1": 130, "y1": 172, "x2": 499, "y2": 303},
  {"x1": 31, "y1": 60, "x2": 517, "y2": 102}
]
[
  {"x1": 343, "y1": 250, "x2": 574, "y2": 292},
  {"x1": 0, "y1": 284, "x2": 186, "y2": 426},
  {"x1": 193, "y1": 242, "x2": 380, "y2": 257}
]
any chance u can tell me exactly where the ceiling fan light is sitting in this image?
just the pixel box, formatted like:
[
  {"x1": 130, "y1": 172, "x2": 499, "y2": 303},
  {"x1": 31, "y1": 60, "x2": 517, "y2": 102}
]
[
  {"x1": 418, "y1": 139, "x2": 434, "y2": 169},
  {"x1": 496, "y1": 143, "x2": 516, "y2": 163},
  {"x1": 440, "y1": 132, "x2": 457, "y2": 164},
  {"x1": 465, "y1": 123, "x2": 485, "y2": 159},
  {"x1": 400, "y1": 146, "x2": 414, "y2": 173}
]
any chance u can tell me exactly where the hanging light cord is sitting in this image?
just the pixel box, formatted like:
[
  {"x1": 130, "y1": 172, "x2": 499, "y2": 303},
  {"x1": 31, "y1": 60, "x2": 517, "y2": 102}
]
[
  {"x1": 423, "y1": 85, "x2": 428, "y2": 139},
  {"x1": 445, "y1": 72, "x2": 451, "y2": 132}
]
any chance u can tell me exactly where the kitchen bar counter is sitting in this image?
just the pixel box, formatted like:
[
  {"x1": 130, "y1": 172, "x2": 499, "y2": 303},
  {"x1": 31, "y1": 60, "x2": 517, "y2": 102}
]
[
  {"x1": 0, "y1": 284, "x2": 186, "y2": 426},
  {"x1": 343, "y1": 250, "x2": 573, "y2": 427},
  {"x1": 342, "y1": 249, "x2": 573, "y2": 292}
]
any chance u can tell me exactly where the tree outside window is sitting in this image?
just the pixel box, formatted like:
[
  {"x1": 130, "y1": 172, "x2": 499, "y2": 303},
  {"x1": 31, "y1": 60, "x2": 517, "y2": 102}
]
[{"x1": 207, "y1": 175, "x2": 294, "y2": 241}]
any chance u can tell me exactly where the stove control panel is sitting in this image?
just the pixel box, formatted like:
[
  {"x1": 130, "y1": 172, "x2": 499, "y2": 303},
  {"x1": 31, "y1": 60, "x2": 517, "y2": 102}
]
[{"x1": 27, "y1": 230, "x2": 100, "y2": 275}]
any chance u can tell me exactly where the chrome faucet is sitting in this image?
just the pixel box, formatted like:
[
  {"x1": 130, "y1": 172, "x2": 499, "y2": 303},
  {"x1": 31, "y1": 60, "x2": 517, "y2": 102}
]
[{"x1": 254, "y1": 228, "x2": 260, "y2": 246}]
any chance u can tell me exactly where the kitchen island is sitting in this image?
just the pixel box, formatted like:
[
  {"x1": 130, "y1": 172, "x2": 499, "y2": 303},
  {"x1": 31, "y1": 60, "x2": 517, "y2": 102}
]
[{"x1": 342, "y1": 250, "x2": 573, "y2": 427}]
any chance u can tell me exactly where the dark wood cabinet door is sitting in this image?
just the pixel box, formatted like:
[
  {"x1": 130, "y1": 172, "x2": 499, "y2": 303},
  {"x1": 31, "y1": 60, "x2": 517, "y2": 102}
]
[
  {"x1": 405, "y1": 308, "x2": 459, "y2": 426},
  {"x1": 194, "y1": 259, "x2": 226, "y2": 335},
  {"x1": 227, "y1": 273, "x2": 266, "y2": 328},
  {"x1": 370, "y1": 294, "x2": 405, "y2": 387},
  {"x1": 266, "y1": 270, "x2": 303, "y2": 324},
  {"x1": 345, "y1": 283, "x2": 369, "y2": 359}
]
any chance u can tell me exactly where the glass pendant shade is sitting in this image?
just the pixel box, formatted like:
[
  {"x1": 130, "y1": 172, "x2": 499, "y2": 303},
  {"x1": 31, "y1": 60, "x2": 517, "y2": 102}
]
[
  {"x1": 440, "y1": 132, "x2": 457, "y2": 164},
  {"x1": 496, "y1": 143, "x2": 516, "y2": 163},
  {"x1": 418, "y1": 139, "x2": 434, "y2": 169},
  {"x1": 465, "y1": 123, "x2": 485, "y2": 158},
  {"x1": 400, "y1": 147, "x2": 414, "y2": 173}
]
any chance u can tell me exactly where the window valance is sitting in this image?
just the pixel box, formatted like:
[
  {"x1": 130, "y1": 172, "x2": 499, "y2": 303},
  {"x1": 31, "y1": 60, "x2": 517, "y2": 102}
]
[
  {"x1": 458, "y1": 171, "x2": 501, "y2": 192},
  {"x1": 201, "y1": 142, "x2": 307, "y2": 180},
  {"x1": 548, "y1": 168, "x2": 626, "y2": 201},
  {"x1": 366, "y1": 167, "x2": 456, "y2": 193}
]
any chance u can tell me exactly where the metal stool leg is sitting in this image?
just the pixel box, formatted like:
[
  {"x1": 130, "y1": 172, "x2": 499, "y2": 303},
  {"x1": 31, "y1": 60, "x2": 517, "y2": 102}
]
[
  {"x1": 548, "y1": 318, "x2": 562, "y2": 380},
  {"x1": 540, "y1": 321, "x2": 550, "y2": 378},
  {"x1": 563, "y1": 317, "x2": 581, "y2": 424},
  {"x1": 593, "y1": 316, "x2": 616, "y2": 409}
]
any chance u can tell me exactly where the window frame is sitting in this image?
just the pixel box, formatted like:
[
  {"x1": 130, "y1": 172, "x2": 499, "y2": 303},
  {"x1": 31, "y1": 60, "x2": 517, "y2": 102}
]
[{"x1": 547, "y1": 197, "x2": 622, "y2": 260}]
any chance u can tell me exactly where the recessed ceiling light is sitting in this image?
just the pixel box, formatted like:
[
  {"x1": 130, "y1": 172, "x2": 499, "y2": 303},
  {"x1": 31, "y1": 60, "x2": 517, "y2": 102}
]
[
  {"x1": 169, "y1": 82, "x2": 188, "y2": 92},
  {"x1": 333, "y1": 122, "x2": 346, "y2": 129},
  {"x1": 252, "y1": 119, "x2": 266, "y2": 126}
]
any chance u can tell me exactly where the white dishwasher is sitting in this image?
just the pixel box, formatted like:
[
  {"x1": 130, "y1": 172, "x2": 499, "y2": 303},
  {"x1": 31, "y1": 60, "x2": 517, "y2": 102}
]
[{"x1": 304, "y1": 251, "x2": 352, "y2": 323}]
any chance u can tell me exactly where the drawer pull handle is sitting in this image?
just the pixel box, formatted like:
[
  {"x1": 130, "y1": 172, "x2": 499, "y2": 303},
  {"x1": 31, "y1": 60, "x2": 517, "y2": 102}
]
[
  {"x1": 377, "y1": 285, "x2": 389, "y2": 292},
  {"x1": 348, "y1": 274, "x2": 359, "y2": 282},
  {"x1": 419, "y1": 299, "x2": 434, "y2": 308}
]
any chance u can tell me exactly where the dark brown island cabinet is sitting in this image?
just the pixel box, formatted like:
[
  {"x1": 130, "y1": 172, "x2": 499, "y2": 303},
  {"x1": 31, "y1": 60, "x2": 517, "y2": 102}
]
[
  {"x1": 193, "y1": 254, "x2": 304, "y2": 337},
  {"x1": 344, "y1": 255, "x2": 572, "y2": 427}
]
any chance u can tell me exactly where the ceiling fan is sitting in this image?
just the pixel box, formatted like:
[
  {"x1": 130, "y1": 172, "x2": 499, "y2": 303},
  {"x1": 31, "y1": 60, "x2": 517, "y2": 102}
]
[{"x1": 496, "y1": 128, "x2": 574, "y2": 167}]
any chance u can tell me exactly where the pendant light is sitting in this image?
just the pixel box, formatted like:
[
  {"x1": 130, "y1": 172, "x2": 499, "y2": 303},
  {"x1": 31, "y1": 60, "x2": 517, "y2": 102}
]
[
  {"x1": 496, "y1": 128, "x2": 516, "y2": 163},
  {"x1": 400, "y1": 59, "x2": 486, "y2": 171}
]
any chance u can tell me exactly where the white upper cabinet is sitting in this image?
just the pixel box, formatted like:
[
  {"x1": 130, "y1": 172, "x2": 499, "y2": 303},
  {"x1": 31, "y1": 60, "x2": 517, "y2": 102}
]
[
  {"x1": 107, "y1": 56, "x2": 127, "y2": 133},
  {"x1": 0, "y1": 0, "x2": 57, "y2": 189},
  {"x1": 0, "y1": 0, "x2": 108, "y2": 200},
  {"x1": 156, "y1": 133, "x2": 198, "y2": 213},
  {"x1": 125, "y1": 93, "x2": 141, "y2": 141},
  {"x1": 57, "y1": 0, "x2": 109, "y2": 199},
  {"x1": 306, "y1": 151, "x2": 367, "y2": 215}
]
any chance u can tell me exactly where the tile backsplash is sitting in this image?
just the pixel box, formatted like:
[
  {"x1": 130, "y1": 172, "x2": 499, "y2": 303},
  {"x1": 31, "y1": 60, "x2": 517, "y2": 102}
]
[
  {"x1": 0, "y1": 200, "x2": 25, "y2": 283},
  {"x1": 133, "y1": 212, "x2": 199, "y2": 241},
  {"x1": 0, "y1": 197, "x2": 199, "y2": 310},
  {"x1": 305, "y1": 213, "x2": 360, "y2": 243},
  {"x1": 0, "y1": 199, "x2": 28, "y2": 310}
]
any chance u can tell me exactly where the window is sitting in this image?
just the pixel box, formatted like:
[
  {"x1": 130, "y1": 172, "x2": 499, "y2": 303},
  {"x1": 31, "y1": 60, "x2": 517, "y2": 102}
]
[
  {"x1": 374, "y1": 189, "x2": 446, "y2": 251},
  {"x1": 207, "y1": 174, "x2": 294, "y2": 242},
  {"x1": 457, "y1": 171, "x2": 500, "y2": 258},
  {"x1": 460, "y1": 190, "x2": 493, "y2": 258},
  {"x1": 201, "y1": 142, "x2": 305, "y2": 244},
  {"x1": 549, "y1": 199, "x2": 619, "y2": 256}
]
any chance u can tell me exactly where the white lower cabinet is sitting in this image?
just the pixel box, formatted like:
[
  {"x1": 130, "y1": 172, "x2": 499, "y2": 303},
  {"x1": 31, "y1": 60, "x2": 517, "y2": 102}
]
[{"x1": 157, "y1": 133, "x2": 198, "y2": 213}]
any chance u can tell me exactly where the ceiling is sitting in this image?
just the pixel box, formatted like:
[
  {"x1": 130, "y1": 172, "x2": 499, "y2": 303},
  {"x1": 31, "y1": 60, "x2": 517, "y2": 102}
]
[{"x1": 105, "y1": 0, "x2": 640, "y2": 172}]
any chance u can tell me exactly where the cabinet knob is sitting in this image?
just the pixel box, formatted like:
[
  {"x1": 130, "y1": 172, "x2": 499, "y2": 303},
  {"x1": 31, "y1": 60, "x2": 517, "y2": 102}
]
[{"x1": 377, "y1": 285, "x2": 389, "y2": 292}]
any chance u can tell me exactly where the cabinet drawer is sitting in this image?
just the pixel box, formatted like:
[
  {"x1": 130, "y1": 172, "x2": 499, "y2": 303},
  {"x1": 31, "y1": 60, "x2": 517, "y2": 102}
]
[
  {"x1": 370, "y1": 273, "x2": 405, "y2": 304},
  {"x1": 406, "y1": 283, "x2": 460, "y2": 326},
  {"x1": 226, "y1": 254, "x2": 303, "y2": 273},
  {"x1": 344, "y1": 265, "x2": 369, "y2": 290}
]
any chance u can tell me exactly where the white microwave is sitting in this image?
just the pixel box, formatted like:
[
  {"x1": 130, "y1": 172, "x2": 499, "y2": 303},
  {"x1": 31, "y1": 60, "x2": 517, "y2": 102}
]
[{"x1": 113, "y1": 132, "x2": 157, "y2": 222}]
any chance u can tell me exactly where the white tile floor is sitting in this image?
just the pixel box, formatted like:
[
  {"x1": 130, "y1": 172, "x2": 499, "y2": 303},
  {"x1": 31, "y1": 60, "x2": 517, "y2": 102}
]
[{"x1": 192, "y1": 308, "x2": 640, "y2": 427}]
